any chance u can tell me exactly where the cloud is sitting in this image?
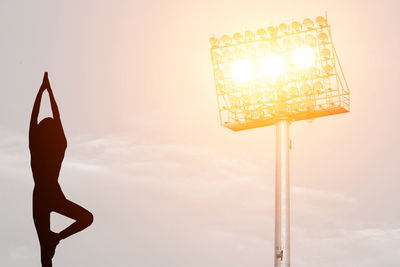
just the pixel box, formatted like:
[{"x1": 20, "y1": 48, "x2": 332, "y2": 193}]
[
  {"x1": 293, "y1": 185, "x2": 356, "y2": 204},
  {"x1": 2, "y1": 131, "x2": 400, "y2": 267},
  {"x1": 0, "y1": 130, "x2": 30, "y2": 178},
  {"x1": 292, "y1": 226, "x2": 400, "y2": 267},
  {"x1": 65, "y1": 136, "x2": 261, "y2": 184}
]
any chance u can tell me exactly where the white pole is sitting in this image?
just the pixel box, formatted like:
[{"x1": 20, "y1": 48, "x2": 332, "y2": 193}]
[{"x1": 274, "y1": 119, "x2": 291, "y2": 267}]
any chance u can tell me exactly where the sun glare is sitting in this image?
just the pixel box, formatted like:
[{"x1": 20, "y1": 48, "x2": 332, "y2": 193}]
[
  {"x1": 261, "y1": 55, "x2": 285, "y2": 78},
  {"x1": 231, "y1": 60, "x2": 254, "y2": 82},
  {"x1": 293, "y1": 47, "x2": 315, "y2": 69},
  {"x1": 229, "y1": 47, "x2": 316, "y2": 83}
]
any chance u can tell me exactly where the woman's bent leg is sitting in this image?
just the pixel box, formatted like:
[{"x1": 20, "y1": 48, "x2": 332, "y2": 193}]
[{"x1": 53, "y1": 198, "x2": 93, "y2": 240}]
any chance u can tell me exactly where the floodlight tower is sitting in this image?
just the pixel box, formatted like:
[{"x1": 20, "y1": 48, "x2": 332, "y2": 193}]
[{"x1": 209, "y1": 15, "x2": 349, "y2": 267}]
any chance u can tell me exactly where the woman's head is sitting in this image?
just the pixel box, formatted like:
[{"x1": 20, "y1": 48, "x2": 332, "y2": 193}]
[{"x1": 37, "y1": 117, "x2": 57, "y2": 138}]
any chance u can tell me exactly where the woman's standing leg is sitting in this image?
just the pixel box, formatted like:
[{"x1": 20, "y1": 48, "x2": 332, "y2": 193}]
[{"x1": 33, "y1": 198, "x2": 58, "y2": 267}]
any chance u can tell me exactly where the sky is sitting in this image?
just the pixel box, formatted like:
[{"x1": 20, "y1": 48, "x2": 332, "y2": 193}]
[{"x1": 1, "y1": 0, "x2": 400, "y2": 266}]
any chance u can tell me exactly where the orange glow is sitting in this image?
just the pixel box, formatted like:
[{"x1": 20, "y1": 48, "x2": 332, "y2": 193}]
[
  {"x1": 230, "y1": 60, "x2": 254, "y2": 82},
  {"x1": 293, "y1": 47, "x2": 316, "y2": 69},
  {"x1": 261, "y1": 55, "x2": 285, "y2": 77}
]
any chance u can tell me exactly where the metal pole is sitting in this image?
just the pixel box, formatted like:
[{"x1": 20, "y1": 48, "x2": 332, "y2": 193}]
[{"x1": 274, "y1": 119, "x2": 291, "y2": 267}]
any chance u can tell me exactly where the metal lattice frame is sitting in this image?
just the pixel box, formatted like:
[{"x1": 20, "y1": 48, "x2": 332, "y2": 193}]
[{"x1": 210, "y1": 16, "x2": 350, "y2": 131}]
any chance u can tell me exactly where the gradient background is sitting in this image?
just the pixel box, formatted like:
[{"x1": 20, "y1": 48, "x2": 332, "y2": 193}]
[{"x1": 1, "y1": 0, "x2": 400, "y2": 266}]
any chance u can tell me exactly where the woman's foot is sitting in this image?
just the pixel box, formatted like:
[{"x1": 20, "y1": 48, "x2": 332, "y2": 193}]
[{"x1": 48, "y1": 231, "x2": 60, "y2": 259}]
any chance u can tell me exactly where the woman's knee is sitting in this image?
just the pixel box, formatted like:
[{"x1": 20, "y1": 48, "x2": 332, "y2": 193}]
[{"x1": 82, "y1": 210, "x2": 94, "y2": 227}]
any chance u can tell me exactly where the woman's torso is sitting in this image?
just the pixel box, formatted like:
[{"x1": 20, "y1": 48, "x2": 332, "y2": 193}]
[{"x1": 29, "y1": 120, "x2": 67, "y2": 187}]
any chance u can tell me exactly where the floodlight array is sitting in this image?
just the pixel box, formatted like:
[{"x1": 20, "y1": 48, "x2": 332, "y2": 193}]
[{"x1": 210, "y1": 16, "x2": 350, "y2": 131}]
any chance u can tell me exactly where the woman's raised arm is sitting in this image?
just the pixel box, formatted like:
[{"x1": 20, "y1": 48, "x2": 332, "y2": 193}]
[
  {"x1": 46, "y1": 73, "x2": 66, "y2": 143},
  {"x1": 29, "y1": 73, "x2": 48, "y2": 140},
  {"x1": 46, "y1": 75, "x2": 60, "y2": 121}
]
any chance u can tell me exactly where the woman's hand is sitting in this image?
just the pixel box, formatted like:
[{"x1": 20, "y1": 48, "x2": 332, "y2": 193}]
[{"x1": 39, "y1": 72, "x2": 50, "y2": 92}]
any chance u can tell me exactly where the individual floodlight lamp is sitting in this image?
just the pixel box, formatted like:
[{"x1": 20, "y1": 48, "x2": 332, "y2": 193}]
[{"x1": 209, "y1": 15, "x2": 349, "y2": 267}]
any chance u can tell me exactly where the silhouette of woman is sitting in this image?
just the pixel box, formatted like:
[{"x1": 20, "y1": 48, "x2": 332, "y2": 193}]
[{"x1": 29, "y1": 72, "x2": 93, "y2": 267}]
